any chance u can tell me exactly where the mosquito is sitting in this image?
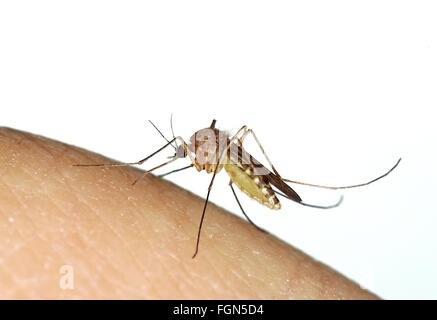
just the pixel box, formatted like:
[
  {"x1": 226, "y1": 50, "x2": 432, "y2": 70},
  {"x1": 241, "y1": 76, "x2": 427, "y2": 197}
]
[{"x1": 73, "y1": 119, "x2": 401, "y2": 258}]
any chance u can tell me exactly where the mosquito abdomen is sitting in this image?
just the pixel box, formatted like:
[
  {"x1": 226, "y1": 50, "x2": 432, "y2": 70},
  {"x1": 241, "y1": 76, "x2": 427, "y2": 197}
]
[{"x1": 225, "y1": 163, "x2": 281, "y2": 210}]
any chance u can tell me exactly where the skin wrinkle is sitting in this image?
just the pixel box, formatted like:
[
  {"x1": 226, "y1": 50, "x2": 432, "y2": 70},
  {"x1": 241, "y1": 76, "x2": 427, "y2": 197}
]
[
  {"x1": 190, "y1": 223, "x2": 224, "y2": 271},
  {"x1": 138, "y1": 181, "x2": 195, "y2": 299},
  {"x1": 49, "y1": 209, "x2": 105, "y2": 299},
  {"x1": 220, "y1": 243, "x2": 259, "y2": 297},
  {"x1": 140, "y1": 217, "x2": 185, "y2": 299},
  {"x1": 223, "y1": 228, "x2": 272, "y2": 298},
  {"x1": 1, "y1": 236, "x2": 51, "y2": 299},
  {"x1": 154, "y1": 183, "x2": 239, "y2": 298},
  {"x1": 0, "y1": 214, "x2": 41, "y2": 272},
  {"x1": 157, "y1": 218, "x2": 198, "y2": 296},
  {"x1": 129, "y1": 225, "x2": 163, "y2": 295},
  {"x1": 2, "y1": 132, "x2": 109, "y2": 298},
  {"x1": 2, "y1": 196, "x2": 81, "y2": 298},
  {"x1": 67, "y1": 196, "x2": 158, "y2": 298},
  {"x1": 175, "y1": 206, "x2": 227, "y2": 298},
  {"x1": 39, "y1": 145, "x2": 143, "y2": 275},
  {"x1": 67, "y1": 222, "x2": 128, "y2": 299},
  {"x1": 0, "y1": 135, "x2": 36, "y2": 297},
  {"x1": 157, "y1": 253, "x2": 185, "y2": 298},
  {"x1": 3, "y1": 133, "x2": 82, "y2": 245},
  {"x1": 230, "y1": 268, "x2": 252, "y2": 297},
  {"x1": 197, "y1": 248, "x2": 237, "y2": 298},
  {"x1": 67, "y1": 160, "x2": 188, "y2": 298},
  {"x1": 206, "y1": 220, "x2": 255, "y2": 297},
  {"x1": 246, "y1": 255, "x2": 281, "y2": 298},
  {"x1": 208, "y1": 222, "x2": 261, "y2": 298},
  {"x1": 0, "y1": 184, "x2": 19, "y2": 243},
  {"x1": 179, "y1": 206, "x2": 231, "y2": 295},
  {"x1": 0, "y1": 188, "x2": 49, "y2": 284},
  {"x1": 72, "y1": 191, "x2": 147, "y2": 281},
  {"x1": 70, "y1": 209, "x2": 140, "y2": 297},
  {"x1": 1, "y1": 176, "x2": 40, "y2": 234},
  {"x1": 291, "y1": 262, "x2": 323, "y2": 297},
  {"x1": 242, "y1": 259, "x2": 275, "y2": 298},
  {"x1": 60, "y1": 182, "x2": 160, "y2": 298},
  {"x1": 0, "y1": 239, "x2": 30, "y2": 298}
]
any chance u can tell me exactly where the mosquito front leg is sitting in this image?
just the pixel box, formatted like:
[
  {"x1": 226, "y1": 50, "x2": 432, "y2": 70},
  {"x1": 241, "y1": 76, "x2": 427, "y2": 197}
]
[
  {"x1": 131, "y1": 136, "x2": 193, "y2": 185},
  {"x1": 131, "y1": 157, "x2": 178, "y2": 185},
  {"x1": 73, "y1": 136, "x2": 182, "y2": 168},
  {"x1": 192, "y1": 125, "x2": 250, "y2": 259}
]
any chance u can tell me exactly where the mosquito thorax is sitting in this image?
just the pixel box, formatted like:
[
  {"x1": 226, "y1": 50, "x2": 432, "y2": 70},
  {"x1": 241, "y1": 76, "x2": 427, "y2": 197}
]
[{"x1": 188, "y1": 126, "x2": 230, "y2": 173}]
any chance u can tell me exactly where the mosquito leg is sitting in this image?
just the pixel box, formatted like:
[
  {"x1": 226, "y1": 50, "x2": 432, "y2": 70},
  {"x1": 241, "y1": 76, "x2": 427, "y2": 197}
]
[
  {"x1": 282, "y1": 158, "x2": 402, "y2": 190},
  {"x1": 238, "y1": 128, "x2": 282, "y2": 177},
  {"x1": 224, "y1": 125, "x2": 249, "y2": 158},
  {"x1": 73, "y1": 137, "x2": 181, "y2": 168},
  {"x1": 192, "y1": 125, "x2": 249, "y2": 259},
  {"x1": 274, "y1": 189, "x2": 344, "y2": 209},
  {"x1": 73, "y1": 161, "x2": 145, "y2": 168},
  {"x1": 132, "y1": 157, "x2": 178, "y2": 185},
  {"x1": 159, "y1": 164, "x2": 193, "y2": 178},
  {"x1": 229, "y1": 180, "x2": 266, "y2": 232},
  {"x1": 233, "y1": 125, "x2": 248, "y2": 141},
  {"x1": 239, "y1": 129, "x2": 401, "y2": 190},
  {"x1": 192, "y1": 170, "x2": 217, "y2": 259}
]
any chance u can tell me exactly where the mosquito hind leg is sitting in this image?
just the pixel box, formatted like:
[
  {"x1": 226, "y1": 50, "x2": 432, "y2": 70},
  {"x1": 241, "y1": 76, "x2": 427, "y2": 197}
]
[
  {"x1": 281, "y1": 158, "x2": 402, "y2": 190},
  {"x1": 229, "y1": 180, "x2": 266, "y2": 233},
  {"x1": 239, "y1": 129, "x2": 401, "y2": 190}
]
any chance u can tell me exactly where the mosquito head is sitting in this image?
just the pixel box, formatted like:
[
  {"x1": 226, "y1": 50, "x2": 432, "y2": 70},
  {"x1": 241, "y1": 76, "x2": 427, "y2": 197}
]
[
  {"x1": 167, "y1": 144, "x2": 187, "y2": 161},
  {"x1": 174, "y1": 144, "x2": 187, "y2": 159}
]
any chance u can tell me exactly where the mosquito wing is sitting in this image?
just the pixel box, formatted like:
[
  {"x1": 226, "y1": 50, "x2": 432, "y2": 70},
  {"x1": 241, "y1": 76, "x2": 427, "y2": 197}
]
[{"x1": 228, "y1": 143, "x2": 302, "y2": 203}]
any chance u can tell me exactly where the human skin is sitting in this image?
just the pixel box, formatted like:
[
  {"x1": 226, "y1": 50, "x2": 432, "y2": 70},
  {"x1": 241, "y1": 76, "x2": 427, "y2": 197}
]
[{"x1": 0, "y1": 127, "x2": 378, "y2": 299}]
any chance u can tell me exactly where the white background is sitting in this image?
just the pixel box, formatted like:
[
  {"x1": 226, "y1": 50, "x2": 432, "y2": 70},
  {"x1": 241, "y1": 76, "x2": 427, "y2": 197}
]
[{"x1": 1, "y1": 1, "x2": 436, "y2": 299}]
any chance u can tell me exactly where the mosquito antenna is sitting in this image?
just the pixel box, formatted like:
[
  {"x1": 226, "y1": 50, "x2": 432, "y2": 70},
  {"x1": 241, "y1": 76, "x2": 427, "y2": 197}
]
[
  {"x1": 274, "y1": 190, "x2": 344, "y2": 209},
  {"x1": 283, "y1": 158, "x2": 401, "y2": 190},
  {"x1": 192, "y1": 126, "x2": 228, "y2": 259},
  {"x1": 148, "y1": 120, "x2": 177, "y2": 150},
  {"x1": 170, "y1": 113, "x2": 178, "y2": 149}
]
